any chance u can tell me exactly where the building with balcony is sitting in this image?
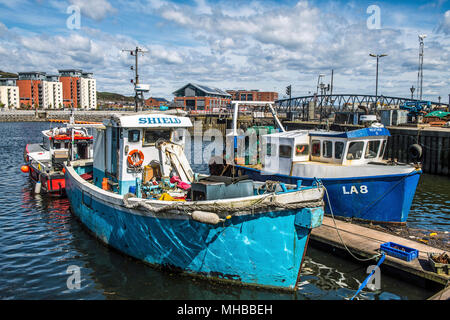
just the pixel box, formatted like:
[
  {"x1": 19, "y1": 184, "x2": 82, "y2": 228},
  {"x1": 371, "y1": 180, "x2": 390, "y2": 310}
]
[
  {"x1": 0, "y1": 78, "x2": 19, "y2": 109},
  {"x1": 79, "y1": 73, "x2": 97, "y2": 109},
  {"x1": 17, "y1": 71, "x2": 46, "y2": 108},
  {"x1": 41, "y1": 75, "x2": 63, "y2": 109}
]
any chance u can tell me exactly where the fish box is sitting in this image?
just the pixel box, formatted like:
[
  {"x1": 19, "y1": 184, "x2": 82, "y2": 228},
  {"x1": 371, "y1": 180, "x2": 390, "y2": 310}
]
[
  {"x1": 428, "y1": 253, "x2": 450, "y2": 275},
  {"x1": 190, "y1": 179, "x2": 253, "y2": 201},
  {"x1": 380, "y1": 242, "x2": 419, "y2": 262}
]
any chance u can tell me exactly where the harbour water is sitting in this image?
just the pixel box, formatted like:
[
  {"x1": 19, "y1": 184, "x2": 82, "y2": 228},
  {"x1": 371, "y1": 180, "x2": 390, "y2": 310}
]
[{"x1": 1, "y1": 122, "x2": 447, "y2": 300}]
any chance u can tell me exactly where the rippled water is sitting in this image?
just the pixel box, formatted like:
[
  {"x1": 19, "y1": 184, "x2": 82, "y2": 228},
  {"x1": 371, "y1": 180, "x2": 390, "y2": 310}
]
[{"x1": 0, "y1": 122, "x2": 445, "y2": 300}]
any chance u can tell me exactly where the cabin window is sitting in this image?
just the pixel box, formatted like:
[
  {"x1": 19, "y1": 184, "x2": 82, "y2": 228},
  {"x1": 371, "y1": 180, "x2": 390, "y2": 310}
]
[
  {"x1": 128, "y1": 130, "x2": 140, "y2": 143},
  {"x1": 365, "y1": 140, "x2": 381, "y2": 159},
  {"x1": 265, "y1": 143, "x2": 276, "y2": 157},
  {"x1": 335, "y1": 141, "x2": 344, "y2": 159},
  {"x1": 295, "y1": 144, "x2": 309, "y2": 156},
  {"x1": 53, "y1": 142, "x2": 61, "y2": 149},
  {"x1": 323, "y1": 141, "x2": 332, "y2": 158},
  {"x1": 279, "y1": 145, "x2": 292, "y2": 158},
  {"x1": 311, "y1": 140, "x2": 321, "y2": 157},
  {"x1": 42, "y1": 137, "x2": 50, "y2": 151},
  {"x1": 346, "y1": 141, "x2": 364, "y2": 160},
  {"x1": 143, "y1": 129, "x2": 171, "y2": 146}
]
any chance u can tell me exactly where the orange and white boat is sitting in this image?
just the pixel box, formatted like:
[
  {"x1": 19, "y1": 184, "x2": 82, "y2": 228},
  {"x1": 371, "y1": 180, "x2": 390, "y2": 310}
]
[{"x1": 23, "y1": 124, "x2": 95, "y2": 196}]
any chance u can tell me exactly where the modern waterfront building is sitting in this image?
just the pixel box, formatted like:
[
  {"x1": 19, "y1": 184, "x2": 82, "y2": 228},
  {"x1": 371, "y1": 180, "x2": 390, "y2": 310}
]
[
  {"x1": 173, "y1": 83, "x2": 231, "y2": 111},
  {"x1": 41, "y1": 75, "x2": 63, "y2": 109},
  {"x1": 17, "y1": 71, "x2": 47, "y2": 108},
  {"x1": 58, "y1": 69, "x2": 82, "y2": 108},
  {"x1": 79, "y1": 72, "x2": 97, "y2": 109},
  {"x1": 0, "y1": 78, "x2": 19, "y2": 109}
]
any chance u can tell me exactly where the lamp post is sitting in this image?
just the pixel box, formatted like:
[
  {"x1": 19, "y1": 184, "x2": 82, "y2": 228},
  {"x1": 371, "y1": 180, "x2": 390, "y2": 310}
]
[
  {"x1": 369, "y1": 53, "x2": 387, "y2": 108},
  {"x1": 410, "y1": 86, "x2": 415, "y2": 100}
]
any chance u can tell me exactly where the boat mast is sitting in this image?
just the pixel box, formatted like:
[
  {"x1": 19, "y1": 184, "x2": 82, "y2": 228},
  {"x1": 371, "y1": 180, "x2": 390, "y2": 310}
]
[{"x1": 122, "y1": 46, "x2": 148, "y2": 112}]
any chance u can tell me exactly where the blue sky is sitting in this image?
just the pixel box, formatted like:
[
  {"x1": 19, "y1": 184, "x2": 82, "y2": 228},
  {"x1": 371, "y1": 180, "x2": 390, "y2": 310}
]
[{"x1": 0, "y1": 0, "x2": 449, "y2": 101}]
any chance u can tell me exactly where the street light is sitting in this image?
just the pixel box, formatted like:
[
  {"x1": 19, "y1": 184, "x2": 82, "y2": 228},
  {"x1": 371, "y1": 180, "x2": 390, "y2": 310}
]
[{"x1": 369, "y1": 53, "x2": 388, "y2": 107}]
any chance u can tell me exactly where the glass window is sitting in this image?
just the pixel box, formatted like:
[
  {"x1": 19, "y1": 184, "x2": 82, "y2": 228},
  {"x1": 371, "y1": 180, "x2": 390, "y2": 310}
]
[
  {"x1": 311, "y1": 140, "x2": 321, "y2": 157},
  {"x1": 323, "y1": 141, "x2": 332, "y2": 158},
  {"x1": 143, "y1": 129, "x2": 171, "y2": 146},
  {"x1": 53, "y1": 142, "x2": 61, "y2": 149},
  {"x1": 265, "y1": 143, "x2": 276, "y2": 157},
  {"x1": 335, "y1": 141, "x2": 344, "y2": 159},
  {"x1": 279, "y1": 145, "x2": 292, "y2": 158},
  {"x1": 295, "y1": 144, "x2": 309, "y2": 156},
  {"x1": 346, "y1": 142, "x2": 365, "y2": 160},
  {"x1": 128, "y1": 130, "x2": 140, "y2": 143},
  {"x1": 365, "y1": 140, "x2": 381, "y2": 159}
]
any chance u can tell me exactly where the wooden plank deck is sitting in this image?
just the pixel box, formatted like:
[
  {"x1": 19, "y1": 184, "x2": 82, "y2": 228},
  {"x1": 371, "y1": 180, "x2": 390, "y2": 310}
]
[{"x1": 310, "y1": 216, "x2": 449, "y2": 287}]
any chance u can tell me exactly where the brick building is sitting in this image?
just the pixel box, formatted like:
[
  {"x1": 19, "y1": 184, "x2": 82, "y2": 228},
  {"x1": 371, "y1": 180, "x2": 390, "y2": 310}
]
[
  {"x1": 17, "y1": 71, "x2": 47, "y2": 108},
  {"x1": 226, "y1": 90, "x2": 278, "y2": 102},
  {"x1": 173, "y1": 83, "x2": 231, "y2": 112},
  {"x1": 144, "y1": 97, "x2": 169, "y2": 108},
  {"x1": 59, "y1": 69, "x2": 82, "y2": 108}
]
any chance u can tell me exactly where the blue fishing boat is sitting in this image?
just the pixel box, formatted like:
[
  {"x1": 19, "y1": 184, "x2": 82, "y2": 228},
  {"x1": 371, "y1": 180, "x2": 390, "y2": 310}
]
[
  {"x1": 210, "y1": 101, "x2": 422, "y2": 225},
  {"x1": 64, "y1": 111, "x2": 325, "y2": 291}
]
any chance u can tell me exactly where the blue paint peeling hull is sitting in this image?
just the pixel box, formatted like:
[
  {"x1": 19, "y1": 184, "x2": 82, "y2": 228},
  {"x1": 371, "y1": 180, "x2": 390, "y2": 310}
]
[
  {"x1": 235, "y1": 165, "x2": 421, "y2": 224},
  {"x1": 65, "y1": 168, "x2": 324, "y2": 291}
]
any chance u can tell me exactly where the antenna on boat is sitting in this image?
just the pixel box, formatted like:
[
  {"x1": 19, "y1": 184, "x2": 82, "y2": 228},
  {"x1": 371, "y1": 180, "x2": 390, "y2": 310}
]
[{"x1": 122, "y1": 46, "x2": 148, "y2": 112}]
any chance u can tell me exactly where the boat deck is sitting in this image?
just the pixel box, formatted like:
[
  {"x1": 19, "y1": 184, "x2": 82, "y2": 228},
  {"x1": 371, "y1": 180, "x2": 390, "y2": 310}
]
[{"x1": 310, "y1": 216, "x2": 449, "y2": 292}]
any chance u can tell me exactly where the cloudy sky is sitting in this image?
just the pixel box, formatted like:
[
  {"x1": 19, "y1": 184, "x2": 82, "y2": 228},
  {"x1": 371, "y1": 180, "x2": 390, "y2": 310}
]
[{"x1": 0, "y1": 0, "x2": 449, "y2": 102}]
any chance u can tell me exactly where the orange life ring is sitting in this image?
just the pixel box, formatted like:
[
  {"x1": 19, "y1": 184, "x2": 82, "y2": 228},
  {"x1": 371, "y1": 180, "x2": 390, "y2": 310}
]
[{"x1": 127, "y1": 149, "x2": 144, "y2": 167}]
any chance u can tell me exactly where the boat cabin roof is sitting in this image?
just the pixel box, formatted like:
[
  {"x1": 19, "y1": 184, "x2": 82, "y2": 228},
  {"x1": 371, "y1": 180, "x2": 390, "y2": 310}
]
[
  {"x1": 308, "y1": 126, "x2": 390, "y2": 139},
  {"x1": 104, "y1": 113, "x2": 193, "y2": 129}
]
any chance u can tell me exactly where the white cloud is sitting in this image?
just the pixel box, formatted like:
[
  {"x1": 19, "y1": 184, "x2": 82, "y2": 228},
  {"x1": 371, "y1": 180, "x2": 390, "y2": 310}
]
[
  {"x1": 68, "y1": 0, "x2": 117, "y2": 21},
  {"x1": 437, "y1": 10, "x2": 450, "y2": 34}
]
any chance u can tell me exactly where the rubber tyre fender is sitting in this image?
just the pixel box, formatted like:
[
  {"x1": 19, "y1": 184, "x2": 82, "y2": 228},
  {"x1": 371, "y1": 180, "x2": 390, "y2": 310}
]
[{"x1": 408, "y1": 144, "x2": 422, "y2": 161}]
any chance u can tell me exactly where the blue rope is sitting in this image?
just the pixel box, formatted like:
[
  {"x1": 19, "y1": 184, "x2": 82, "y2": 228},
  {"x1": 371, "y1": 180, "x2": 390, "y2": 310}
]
[{"x1": 350, "y1": 253, "x2": 386, "y2": 300}]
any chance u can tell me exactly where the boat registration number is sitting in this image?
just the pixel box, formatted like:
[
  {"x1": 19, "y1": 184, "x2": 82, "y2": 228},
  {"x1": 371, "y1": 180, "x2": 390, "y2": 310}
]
[{"x1": 342, "y1": 185, "x2": 368, "y2": 195}]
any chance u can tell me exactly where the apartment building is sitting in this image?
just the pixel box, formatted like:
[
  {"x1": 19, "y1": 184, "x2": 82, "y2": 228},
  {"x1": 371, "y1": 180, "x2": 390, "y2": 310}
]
[
  {"x1": 79, "y1": 72, "x2": 97, "y2": 109},
  {"x1": 17, "y1": 71, "x2": 46, "y2": 108},
  {"x1": 59, "y1": 69, "x2": 82, "y2": 108},
  {"x1": 41, "y1": 75, "x2": 63, "y2": 109},
  {"x1": 0, "y1": 78, "x2": 19, "y2": 109}
]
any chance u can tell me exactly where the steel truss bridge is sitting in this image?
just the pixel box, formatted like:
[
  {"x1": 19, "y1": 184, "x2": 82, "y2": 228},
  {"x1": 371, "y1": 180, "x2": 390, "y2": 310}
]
[{"x1": 275, "y1": 94, "x2": 449, "y2": 120}]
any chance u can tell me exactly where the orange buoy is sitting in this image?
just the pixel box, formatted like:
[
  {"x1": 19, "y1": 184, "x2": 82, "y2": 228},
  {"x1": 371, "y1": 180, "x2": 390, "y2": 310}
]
[
  {"x1": 62, "y1": 168, "x2": 66, "y2": 174},
  {"x1": 102, "y1": 178, "x2": 109, "y2": 190},
  {"x1": 21, "y1": 165, "x2": 29, "y2": 173}
]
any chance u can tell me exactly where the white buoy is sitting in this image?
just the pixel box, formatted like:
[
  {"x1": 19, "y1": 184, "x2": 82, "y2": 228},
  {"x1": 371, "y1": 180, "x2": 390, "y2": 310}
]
[{"x1": 35, "y1": 181, "x2": 42, "y2": 194}]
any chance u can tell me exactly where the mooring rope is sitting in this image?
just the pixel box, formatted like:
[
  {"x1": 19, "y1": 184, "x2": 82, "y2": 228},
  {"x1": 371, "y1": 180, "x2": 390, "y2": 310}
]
[
  {"x1": 323, "y1": 185, "x2": 383, "y2": 262},
  {"x1": 122, "y1": 190, "x2": 324, "y2": 217}
]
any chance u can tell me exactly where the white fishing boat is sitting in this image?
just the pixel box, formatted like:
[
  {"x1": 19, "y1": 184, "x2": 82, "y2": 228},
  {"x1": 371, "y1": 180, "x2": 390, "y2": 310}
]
[{"x1": 64, "y1": 111, "x2": 325, "y2": 291}]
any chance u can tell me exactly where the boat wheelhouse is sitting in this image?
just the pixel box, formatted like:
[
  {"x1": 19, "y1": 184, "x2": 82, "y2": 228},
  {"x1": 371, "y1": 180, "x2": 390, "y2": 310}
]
[
  {"x1": 23, "y1": 125, "x2": 94, "y2": 195},
  {"x1": 211, "y1": 101, "x2": 422, "y2": 225},
  {"x1": 64, "y1": 111, "x2": 325, "y2": 291}
]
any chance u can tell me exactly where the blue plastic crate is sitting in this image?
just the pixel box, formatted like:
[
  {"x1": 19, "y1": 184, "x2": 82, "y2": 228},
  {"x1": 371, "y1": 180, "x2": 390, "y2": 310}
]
[{"x1": 380, "y1": 242, "x2": 419, "y2": 262}]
